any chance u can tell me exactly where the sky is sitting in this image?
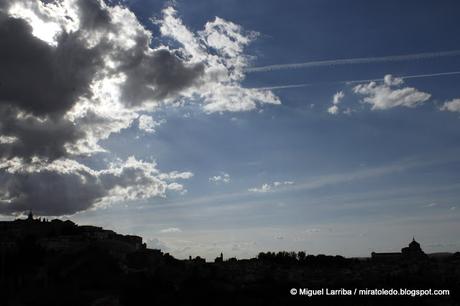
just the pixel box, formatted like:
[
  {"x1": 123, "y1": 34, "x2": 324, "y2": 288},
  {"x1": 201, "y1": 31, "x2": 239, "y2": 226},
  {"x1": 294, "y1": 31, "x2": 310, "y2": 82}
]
[{"x1": 1, "y1": 0, "x2": 460, "y2": 260}]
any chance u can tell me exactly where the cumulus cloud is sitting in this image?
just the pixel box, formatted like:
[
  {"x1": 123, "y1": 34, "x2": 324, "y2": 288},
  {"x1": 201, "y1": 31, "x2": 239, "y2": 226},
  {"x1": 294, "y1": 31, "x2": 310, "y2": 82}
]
[
  {"x1": 353, "y1": 74, "x2": 431, "y2": 110},
  {"x1": 0, "y1": 135, "x2": 18, "y2": 144},
  {"x1": 138, "y1": 115, "x2": 165, "y2": 133},
  {"x1": 0, "y1": 0, "x2": 277, "y2": 215},
  {"x1": 332, "y1": 91, "x2": 345, "y2": 104},
  {"x1": 157, "y1": 7, "x2": 280, "y2": 112},
  {"x1": 0, "y1": 156, "x2": 192, "y2": 215},
  {"x1": 0, "y1": 0, "x2": 190, "y2": 160},
  {"x1": 327, "y1": 105, "x2": 339, "y2": 115},
  {"x1": 327, "y1": 91, "x2": 344, "y2": 115},
  {"x1": 248, "y1": 181, "x2": 294, "y2": 193},
  {"x1": 440, "y1": 98, "x2": 460, "y2": 113},
  {"x1": 209, "y1": 172, "x2": 230, "y2": 184}
]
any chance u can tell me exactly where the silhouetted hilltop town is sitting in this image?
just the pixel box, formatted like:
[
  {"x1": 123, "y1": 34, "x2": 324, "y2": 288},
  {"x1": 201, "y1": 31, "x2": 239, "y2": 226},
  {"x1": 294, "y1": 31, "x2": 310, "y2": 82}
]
[
  {"x1": 1, "y1": 214, "x2": 459, "y2": 306},
  {"x1": 1, "y1": 211, "x2": 144, "y2": 257}
]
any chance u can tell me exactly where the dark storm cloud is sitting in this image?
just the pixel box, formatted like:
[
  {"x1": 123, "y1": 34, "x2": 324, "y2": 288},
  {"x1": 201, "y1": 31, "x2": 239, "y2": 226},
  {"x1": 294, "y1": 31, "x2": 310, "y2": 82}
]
[
  {"x1": 76, "y1": 0, "x2": 112, "y2": 30},
  {"x1": 0, "y1": 0, "x2": 10, "y2": 9},
  {"x1": 0, "y1": 106, "x2": 83, "y2": 160},
  {"x1": 0, "y1": 11, "x2": 97, "y2": 160},
  {"x1": 0, "y1": 0, "x2": 204, "y2": 160},
  {"x1": 0, "y1": 0, "x2": 205, "y2": 114},
  {"x1": 0, "y1": 157, "x2": 188, "y2": 216},
  {"x1": 0, "y1": 12, "x2": 102, "y2": 117},
  {"x1": 0, "y1": 0, "x2": 203, "y2": 216},
  {"x1": 119, "y1": 48, "x2": 205, "y2": 107},
  {"x1": 74, "y1": 0, "x2": 205, "y2": 107},
  {"x1": 76, "y1": 0, "x2": 206, "y2": 108},
  {"x1": 0, "y1": 169, "x2": 106, "y2": 216}
]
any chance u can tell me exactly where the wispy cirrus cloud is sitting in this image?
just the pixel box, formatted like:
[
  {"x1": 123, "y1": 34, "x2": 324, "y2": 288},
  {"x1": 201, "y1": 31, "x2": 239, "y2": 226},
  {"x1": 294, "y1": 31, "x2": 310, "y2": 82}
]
[
  {"x1": 252, "y1": 71, "x2": 460, "y2": 91},
  {"x1": 160, "y1": 227, "x2": 182, "y2": 234},
  {"x1": 245, "y1": 50, "x2": 460, "y2": 73},
  {"x1": 164, "y1": 152, "x2": 460, "y2": 211}
]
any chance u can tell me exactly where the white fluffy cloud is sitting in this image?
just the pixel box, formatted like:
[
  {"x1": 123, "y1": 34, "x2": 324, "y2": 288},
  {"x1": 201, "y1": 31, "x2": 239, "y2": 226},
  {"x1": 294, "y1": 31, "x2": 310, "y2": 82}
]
[
  {"x1": 353, "y1": 75, "x2": 431, "y2": 110},
  {"x1": 138, "y1": 115, "x2": 165, "y2": 133},
  {"x1": 157, "y1": 7, "x2": 281, "y2": 113},
  {"x1": 0, "y1": 136, "x2": 17, "y2": 144},
  {"x1": 327, "y1": 105, "x2": 339, "y2": 115},
  {"x1": 209, "y1": 172, "x2": 231, "y2": 184},
  {"x1": 333, "y1": 91, "x2": 345, "y2": 104},
  {"x1": 248, "y1": 181, "x2": 294, "y2": 193},
  {"x1": 327, "y1": 91, "x2": 344, "y2": 115},
  {"x1": 440, "y1": 98, "x2": 460, "y2": 113}
]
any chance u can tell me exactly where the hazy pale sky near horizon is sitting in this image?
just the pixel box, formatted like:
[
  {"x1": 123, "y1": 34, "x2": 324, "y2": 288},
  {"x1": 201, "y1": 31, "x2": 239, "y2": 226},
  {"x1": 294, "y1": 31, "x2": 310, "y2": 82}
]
[{"x1": 1, "y1": 0, "x2": 460, "y2": 259}]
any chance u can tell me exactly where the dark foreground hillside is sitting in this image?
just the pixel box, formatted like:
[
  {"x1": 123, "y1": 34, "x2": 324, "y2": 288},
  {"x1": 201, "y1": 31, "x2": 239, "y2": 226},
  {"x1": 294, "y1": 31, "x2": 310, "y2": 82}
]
[{"x1": 1, "y1": 216, "x2": 459, "y2": 306}]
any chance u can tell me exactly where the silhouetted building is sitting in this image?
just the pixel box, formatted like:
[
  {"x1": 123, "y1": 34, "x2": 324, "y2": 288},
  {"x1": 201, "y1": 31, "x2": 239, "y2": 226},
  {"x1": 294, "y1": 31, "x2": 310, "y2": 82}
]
[{"x1": 372, "y1": 237, "x2": 427, "y2": 261}]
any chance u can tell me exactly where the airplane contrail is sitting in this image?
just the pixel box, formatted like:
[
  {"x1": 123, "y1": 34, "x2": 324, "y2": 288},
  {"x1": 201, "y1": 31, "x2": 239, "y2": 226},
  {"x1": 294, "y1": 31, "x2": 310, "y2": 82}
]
[
  {"x1": 254, "y1": 70, "x2": 460, "y2": 90},
  {"x1": 245, "y1": 50, "x2": 460, "y2": 73}
]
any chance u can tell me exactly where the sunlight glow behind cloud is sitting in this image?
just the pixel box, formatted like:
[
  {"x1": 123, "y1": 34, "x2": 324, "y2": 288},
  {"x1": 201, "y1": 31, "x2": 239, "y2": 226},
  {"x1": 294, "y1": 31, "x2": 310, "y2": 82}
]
[{"x1": 0, "y1": 0, "x2": 278, "y2": 216}]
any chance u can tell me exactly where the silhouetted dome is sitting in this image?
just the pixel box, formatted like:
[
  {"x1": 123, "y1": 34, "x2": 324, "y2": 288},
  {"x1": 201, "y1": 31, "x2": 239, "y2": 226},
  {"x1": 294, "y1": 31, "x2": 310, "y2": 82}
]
[
  {"x1": 409, "y1": 237, "x2": 420, "y2": 248},
  {"x1": 401, "y1": 237, "x2": 426, "y2": 258}
]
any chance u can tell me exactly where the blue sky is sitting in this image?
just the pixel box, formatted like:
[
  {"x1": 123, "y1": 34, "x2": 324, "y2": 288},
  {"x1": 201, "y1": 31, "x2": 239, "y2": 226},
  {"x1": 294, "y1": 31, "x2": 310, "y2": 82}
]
[
  {"x1": 77, "y1": 0, "x2": 460, "y2": 258},
  {"x1": 2, "y1": 0, "x2": 460, "y2": 259}
]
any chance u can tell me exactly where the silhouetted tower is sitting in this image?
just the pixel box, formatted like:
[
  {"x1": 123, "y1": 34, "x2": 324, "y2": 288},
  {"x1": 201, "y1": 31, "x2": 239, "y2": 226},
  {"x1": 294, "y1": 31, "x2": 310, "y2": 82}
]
[
  {"x1": 214, "y1": 252, "x2": 224, "y2": 263},
  {"x1": 27, "y1": 210, "x2": 33, "y2": 221}
]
